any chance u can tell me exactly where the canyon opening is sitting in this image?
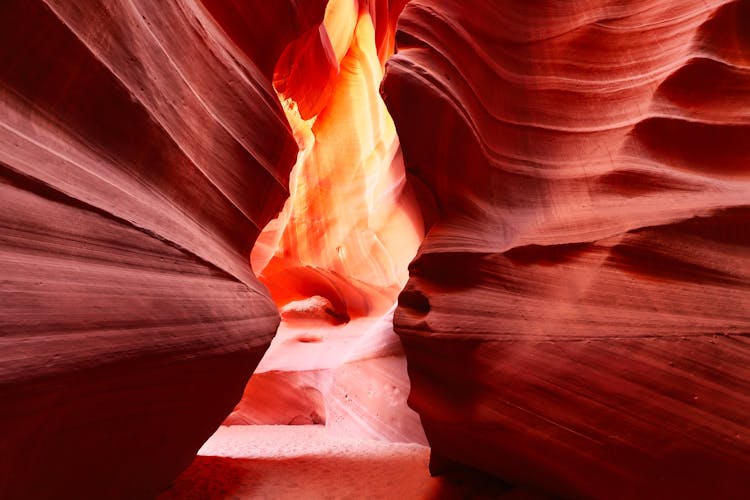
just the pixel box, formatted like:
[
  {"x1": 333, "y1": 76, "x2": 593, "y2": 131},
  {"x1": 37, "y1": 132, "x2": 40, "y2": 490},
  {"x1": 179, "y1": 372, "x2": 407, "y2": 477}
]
[{"x1": 233, "y1": 0, "x2": 426, "y2": 435}]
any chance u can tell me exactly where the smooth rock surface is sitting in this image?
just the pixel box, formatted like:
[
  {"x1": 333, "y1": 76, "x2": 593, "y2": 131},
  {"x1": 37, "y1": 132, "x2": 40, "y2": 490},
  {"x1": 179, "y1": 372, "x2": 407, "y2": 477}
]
[
  {"x1": 5, "y1": 0, "x2": 749, "y2": 497},
  {"x1": 0, "y1": 0, "x2": 325, "y2": 497},
  {"x1": 383, "y1": 0, "x2": 750, "y2": 497}
]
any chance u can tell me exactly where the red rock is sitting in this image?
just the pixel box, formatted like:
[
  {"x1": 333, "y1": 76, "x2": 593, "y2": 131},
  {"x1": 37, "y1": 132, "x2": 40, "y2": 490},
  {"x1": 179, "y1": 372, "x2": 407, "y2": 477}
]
[
  {"x1": 383, "y1": 0, "x2": 750, "y2": 497},
  {"x1": 5, "y1": 0, "x2": 749, "y2": 497},
  {"x1": 0, "y1": 0, "x2": 325, "y2": 497}
]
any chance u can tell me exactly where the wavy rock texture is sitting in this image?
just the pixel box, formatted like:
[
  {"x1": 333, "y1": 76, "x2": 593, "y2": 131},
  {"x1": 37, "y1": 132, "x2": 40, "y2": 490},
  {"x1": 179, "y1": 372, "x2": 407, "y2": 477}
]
[
  {"x1": 384, "y1": 0, "x2": 750, "y2": 497},
  {"x1": 0, "y1": 0, "x2": 326, "y2": 497},
  {"x1": 230, "y1": 0, "x2": 426, "y2": 444}
]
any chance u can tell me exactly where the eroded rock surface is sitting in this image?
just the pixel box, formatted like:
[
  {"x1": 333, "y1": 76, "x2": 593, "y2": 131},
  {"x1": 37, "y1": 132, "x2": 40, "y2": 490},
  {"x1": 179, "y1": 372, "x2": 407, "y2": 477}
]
[
  {"x1": 5, "y1": 0, "x2": 749, "y2": 497},
  {"x1": 253, "y1": 0, "x2": 422, "y2": 316},
  {"x1": 0, "y1": 0, "x2": 325, "y2": 497},
  {"x1": 228, "y1": 307, "x2": 427, "y2": 444},
  {"x1": 384, "y1": 0, "x2": 750, "y2": 497}
]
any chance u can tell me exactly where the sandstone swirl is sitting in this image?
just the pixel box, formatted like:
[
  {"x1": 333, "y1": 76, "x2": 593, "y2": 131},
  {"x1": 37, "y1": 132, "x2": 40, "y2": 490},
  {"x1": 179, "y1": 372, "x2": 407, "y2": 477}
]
[
  {"x1": 0, "y1": 1, "x2": 325, "y2": 498},
  {"x1": 383, "y1": 0, "x2": 750, "y2": 497}
]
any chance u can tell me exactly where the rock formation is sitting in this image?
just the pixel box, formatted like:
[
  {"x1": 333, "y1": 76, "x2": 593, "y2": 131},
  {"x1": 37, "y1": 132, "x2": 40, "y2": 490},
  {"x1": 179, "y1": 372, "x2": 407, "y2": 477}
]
[
  {"x1": 0, "y1": 0, "x2": 325, "y2": 497},
  {"x1": 228, "y1": 307, "x2": 427, "y2": 444},
  {"x1": 383, "y1": 0, "x2": 750, "y2": 497},
  {"x1": 2, "y1": 0, "x2": 750, "y2": 497},
  {"x1": 231, "y1": 0, "x2": 426, "y2": 445},
  {"x1": 252, "y1": 0, "x2": 420, "y2": 316}
]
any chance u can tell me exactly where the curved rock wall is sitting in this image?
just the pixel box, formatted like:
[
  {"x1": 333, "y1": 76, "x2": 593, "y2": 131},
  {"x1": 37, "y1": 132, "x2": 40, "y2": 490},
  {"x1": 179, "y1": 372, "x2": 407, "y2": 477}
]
[
  {"x1": 0, "y1": 0, "x2": 325, "y2": 497},
  {"x1": 4, "y1": 0, "x2": 749, "y2": 496},
  {"x1": 384, "y1": 0, "x2": 750, "y2": 497}
]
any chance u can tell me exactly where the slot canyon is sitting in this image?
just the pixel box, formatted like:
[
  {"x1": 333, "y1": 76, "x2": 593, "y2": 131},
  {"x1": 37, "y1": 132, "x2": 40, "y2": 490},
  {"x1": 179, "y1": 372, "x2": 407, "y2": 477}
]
[{"x1": 1, "y1": 0, "x2": 749, "y2": 498}]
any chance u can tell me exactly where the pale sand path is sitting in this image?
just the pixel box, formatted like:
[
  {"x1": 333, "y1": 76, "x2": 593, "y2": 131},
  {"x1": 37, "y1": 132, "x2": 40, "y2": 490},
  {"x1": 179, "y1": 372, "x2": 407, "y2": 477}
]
[{"x1": 159, "y1": 425, "x2": 519, "y2": 499}]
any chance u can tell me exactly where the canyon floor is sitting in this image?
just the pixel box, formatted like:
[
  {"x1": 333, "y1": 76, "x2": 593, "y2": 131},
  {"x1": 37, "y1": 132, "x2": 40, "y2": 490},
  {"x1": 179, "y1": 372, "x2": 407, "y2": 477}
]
[{"x1": 158, "y1": 425, "x2": 519, "y2": 499}]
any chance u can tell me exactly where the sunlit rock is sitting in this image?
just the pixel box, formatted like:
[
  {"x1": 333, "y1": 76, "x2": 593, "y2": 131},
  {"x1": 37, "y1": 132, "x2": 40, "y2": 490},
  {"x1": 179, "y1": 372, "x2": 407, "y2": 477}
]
[{"x1": 235, "y1": 0, "x2": 426, "y2": 445}]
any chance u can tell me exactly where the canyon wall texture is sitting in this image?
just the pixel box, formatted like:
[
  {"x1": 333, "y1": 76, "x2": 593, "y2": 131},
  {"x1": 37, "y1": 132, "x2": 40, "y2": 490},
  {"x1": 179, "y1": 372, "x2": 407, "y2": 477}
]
[
  {"x1": 384, "y1": 0, "x2": 750, "y2": 497},
  {"x1": 3, "y1": 0, "x2": 750, "y2": 497},
  {"x1": 0, "y1": 0, "x2": 326, "y2": 497}
]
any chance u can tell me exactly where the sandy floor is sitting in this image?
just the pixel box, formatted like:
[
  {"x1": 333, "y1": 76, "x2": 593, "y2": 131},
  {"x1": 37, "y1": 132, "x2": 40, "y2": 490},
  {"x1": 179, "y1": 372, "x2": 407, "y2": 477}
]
[{"x1": 158, "y1": 425, "x2": 517, "y2": 499}]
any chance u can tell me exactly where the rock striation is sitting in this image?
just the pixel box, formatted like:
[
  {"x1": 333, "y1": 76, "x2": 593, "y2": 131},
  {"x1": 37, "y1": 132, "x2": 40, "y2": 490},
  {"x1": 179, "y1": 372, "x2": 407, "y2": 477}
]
[
  {"x1": 0, "y1": 0, "x2": 326, "y2": 497},
  {"x1": 4, "y1": 0, "x2": 750, "y2": 497},
  {"x1": 384, "y1": 0, "x2": 750, "y2": 497}
]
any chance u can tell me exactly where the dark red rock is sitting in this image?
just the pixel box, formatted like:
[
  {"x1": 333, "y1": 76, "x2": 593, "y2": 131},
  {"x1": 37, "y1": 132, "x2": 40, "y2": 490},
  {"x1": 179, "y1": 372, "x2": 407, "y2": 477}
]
[
  {"x1": 384, "y1": 0, "x2": 750, "y2": 497},
  {"x1": 4, "y1": 0, "x2": 750, "y2": 497},
  {"x1": 0, "y1": 0, "x2": 325, "y2": 497}
]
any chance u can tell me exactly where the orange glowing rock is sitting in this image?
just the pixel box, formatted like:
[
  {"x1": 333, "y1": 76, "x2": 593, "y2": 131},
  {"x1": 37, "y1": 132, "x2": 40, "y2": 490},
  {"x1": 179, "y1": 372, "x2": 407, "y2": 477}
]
[
  {"x1": 234, "y1": 0, "x2": 425, "y2": 443},
  {"x1": 254, "y1": 2, "x2": 424, "y2": 317}
]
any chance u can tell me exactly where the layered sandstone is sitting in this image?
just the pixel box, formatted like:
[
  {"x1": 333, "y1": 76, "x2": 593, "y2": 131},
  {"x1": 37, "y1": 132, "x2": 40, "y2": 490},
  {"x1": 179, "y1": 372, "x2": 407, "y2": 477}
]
[
  {"x1": 3, "y1": 0, "x2": 749, "y2": 497},
  {"x1": 384, "y1": 0, "x2": 750, "y2": 497},
  {"x1": 0, "y1": 0, "x2": 326, "y2": 497}
]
